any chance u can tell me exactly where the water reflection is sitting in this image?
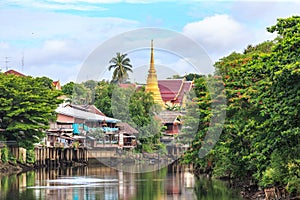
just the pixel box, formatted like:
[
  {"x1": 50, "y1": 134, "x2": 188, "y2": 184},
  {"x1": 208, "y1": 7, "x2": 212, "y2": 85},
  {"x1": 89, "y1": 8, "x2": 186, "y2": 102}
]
[{"x1": 0, "y1": 164, "x2": 242, "y2": 200}]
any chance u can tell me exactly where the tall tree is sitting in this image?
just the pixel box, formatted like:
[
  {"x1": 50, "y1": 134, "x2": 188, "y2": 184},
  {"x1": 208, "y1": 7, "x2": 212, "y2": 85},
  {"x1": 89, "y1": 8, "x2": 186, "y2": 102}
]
[
  {"x1": 62, "y1": 81, "x2": 94, "y2": 104},
  {"x1": 0, "y1": 74, "x2": 62, "y2": 149},
  {"x1": 61, "y1": 81, "x2": 75, "y2": 96},
  {"x1": 94, "y1": 80, "x2": 115, "y2": 117},
  {"x1": 108, "y1": 52, "x2": 133, "y2": 84},
  {"x1": 184, "y1": 16, "x2": 300, "y2": 196}
]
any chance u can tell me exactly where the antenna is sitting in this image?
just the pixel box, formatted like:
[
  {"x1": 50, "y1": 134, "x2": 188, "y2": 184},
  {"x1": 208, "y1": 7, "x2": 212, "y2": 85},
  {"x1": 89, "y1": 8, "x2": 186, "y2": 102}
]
[
  {"x1": 1, "y1": 56, "x2": 11, "y2": 71},
  {"x1": 5, "y1": 56, "x2": 11, "y2": 70}
]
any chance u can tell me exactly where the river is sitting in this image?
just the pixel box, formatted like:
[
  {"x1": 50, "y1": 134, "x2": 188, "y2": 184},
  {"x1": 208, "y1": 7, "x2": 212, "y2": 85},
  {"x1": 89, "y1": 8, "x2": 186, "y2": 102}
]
[{"x1": 0, "y1": 164, "x2": 243, "y2": 200}]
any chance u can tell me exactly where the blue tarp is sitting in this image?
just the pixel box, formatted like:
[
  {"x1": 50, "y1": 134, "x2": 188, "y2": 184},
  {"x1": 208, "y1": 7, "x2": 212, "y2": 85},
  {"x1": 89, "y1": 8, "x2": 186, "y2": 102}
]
[
  {"x1": 72, "y1": 124, "x2": 80, "y2": 134},
  {"x1": 102, "y1": 127, "x2": 119, "y2": 132},
  {"x1": 73, "y1": 124, "x2": 118, "y2": 134}
]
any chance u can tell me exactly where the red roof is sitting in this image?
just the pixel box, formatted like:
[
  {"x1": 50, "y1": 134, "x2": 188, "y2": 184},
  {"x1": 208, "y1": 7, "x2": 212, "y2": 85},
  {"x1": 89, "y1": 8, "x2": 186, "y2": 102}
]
[
  {"x1": 158, "y1": 79, "x2": 193, "y2": 104},
  {"x1": 119, "y1": 83, "x2": 137, "y2": 89},
  {"x1": 4, "y1": 69, "x2": 26, "y2": 77}
]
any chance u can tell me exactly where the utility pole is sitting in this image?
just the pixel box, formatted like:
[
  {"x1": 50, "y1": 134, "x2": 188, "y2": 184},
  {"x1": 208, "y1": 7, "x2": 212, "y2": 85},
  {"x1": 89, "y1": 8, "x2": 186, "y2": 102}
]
[
  {"x1": 1, "y1": 56, "x2": 11, "y2": 71},
  {"x1": 4, "y1": 56, "x2": 11, "y2": 71}
]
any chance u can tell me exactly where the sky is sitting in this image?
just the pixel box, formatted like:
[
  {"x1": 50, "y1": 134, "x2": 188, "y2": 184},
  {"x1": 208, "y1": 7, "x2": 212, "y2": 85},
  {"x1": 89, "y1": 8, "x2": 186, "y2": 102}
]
[{"x1": 0, "y1": 0, "x2": 300, "y2": 84}]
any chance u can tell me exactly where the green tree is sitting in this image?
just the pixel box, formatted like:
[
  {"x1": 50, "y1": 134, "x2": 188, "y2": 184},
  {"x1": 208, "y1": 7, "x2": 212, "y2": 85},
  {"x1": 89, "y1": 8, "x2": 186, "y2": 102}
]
[
  {"x1": 0, "y1": 74, "x2": 62, "y2": 149},
  {"x1": 108, "y1": 52, "x2": 133, "y2": 84},
  {"x1": 185, "y1": 16, "x2": 300, "y2": 197},
  {"x1": 62, "y1": 81, "x2": 75, "y2": 96},
  {"x1": 62, "y1": 81, "x2": 93, "y2": 104},
  {"x1": 83, "y1": 80, "x2": 98, "y2": 100},
  {"x1": 185, "y1": 73, "x2": 203, "y2": 81},
  {"x1": 96, "y1": 82, "x2": 163, "y2": 152},
  {"x1": 94, "y1": 80, "x2": 115, "y2": 117}
]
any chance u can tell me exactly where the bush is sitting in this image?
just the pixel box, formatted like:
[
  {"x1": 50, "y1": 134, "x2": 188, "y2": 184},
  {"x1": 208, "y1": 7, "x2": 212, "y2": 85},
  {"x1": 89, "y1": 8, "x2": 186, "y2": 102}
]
[
  {"x1": 26, "y1": 149, "x2": 35, "y2": 164},
  {"x1": 142, "y1": 143, "x2": 153, "y2": 153},
  {"x1": 154, "y1": 143, "x2": 167, "y2": 154},
  {"x1": 1, "y1": 146, "x2": 9, "y2": 163},
  {"x1": 8, "y1": 151, "x2": 16, "y2": 164},
  {"x1": 287, "y1": 177, "x2": 300, "y2": 197}
]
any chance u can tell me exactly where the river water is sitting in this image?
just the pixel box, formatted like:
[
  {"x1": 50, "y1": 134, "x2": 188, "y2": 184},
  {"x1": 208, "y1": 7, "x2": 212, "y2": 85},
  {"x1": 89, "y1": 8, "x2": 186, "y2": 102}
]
[{"x1": 0, "y1": 164, "x2": 242, "y2": 200}]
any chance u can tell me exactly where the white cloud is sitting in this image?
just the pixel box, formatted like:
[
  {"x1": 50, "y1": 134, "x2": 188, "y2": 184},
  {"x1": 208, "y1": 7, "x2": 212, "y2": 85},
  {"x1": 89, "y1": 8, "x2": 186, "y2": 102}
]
[
  {"x1": 32, "y1": 2, "x2": 108, "y2": 11},
  {"x1": 183, "y1": 14, "x2": 253, "y2": 60},
  {"x1": 182, "y1": 2, "x2": 300, "y2": 61},
  {"x1": 1, "y1": 0, "x2": 108, "y2": 11},
  {"x1": 0, "y1": 9, "x2": 139, "y2": 82}
]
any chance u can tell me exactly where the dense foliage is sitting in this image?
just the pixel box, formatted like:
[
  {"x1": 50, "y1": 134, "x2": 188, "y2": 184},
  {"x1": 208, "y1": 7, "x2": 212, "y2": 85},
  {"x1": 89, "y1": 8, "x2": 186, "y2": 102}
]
[
  {"x1": 110, "y1": 85, "x2": 163, "y2": 152},
  {"x1": 183, "y1": 16, "x2": 300, "y2": 195},
  {"x1": 0, "y1": 74, "x2": 62, "y2": 149}
]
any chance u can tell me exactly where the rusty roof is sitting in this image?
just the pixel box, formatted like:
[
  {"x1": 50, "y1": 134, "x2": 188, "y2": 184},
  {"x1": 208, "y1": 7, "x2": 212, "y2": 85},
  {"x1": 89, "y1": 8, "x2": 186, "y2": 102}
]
[
  {"x1": 116, "y1": 122, "x2": 139, "y2": 134},
  {"x1": 4, "y1": 69, "x2": 26, "y2": 77}
]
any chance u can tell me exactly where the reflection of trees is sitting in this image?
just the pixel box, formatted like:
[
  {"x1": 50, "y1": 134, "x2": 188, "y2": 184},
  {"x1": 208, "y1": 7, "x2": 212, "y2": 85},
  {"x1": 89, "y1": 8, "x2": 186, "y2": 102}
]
[
  {"x1": 0, "y1": 172, "x2": 37, "y2": 200},
  {"x1": 194, "y1": 177, "x2": 242, "y2": 200},
  {"x1": 0, "y1": 165, "x2": 241, "y2": 200},
  {"x1": 134, "y1": 167, "x2": 167, "y2": 200}
]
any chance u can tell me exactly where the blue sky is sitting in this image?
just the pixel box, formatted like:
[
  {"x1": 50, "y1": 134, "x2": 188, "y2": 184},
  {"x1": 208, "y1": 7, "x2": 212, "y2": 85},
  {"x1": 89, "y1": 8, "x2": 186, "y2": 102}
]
[{"x1": 0, "y1": 0, "x2": 300, "y2": 84}]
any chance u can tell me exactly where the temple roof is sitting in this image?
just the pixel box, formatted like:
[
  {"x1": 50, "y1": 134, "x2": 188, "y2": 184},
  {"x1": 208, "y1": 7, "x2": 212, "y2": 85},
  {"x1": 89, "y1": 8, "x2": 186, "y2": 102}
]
[
  {"x1": 52, "y1": 80, "x2": 61, "y2": 90},
  {"x1": 118, "y1": 83, "x2": 137, "y2": 89},
  {"x1": 158, "y1": 79, "x2": 193, "y2": 104}
]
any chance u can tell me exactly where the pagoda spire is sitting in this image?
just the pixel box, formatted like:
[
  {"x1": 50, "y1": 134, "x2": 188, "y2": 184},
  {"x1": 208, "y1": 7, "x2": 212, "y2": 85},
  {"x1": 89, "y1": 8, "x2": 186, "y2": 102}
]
[{"x1": 145, "y1": 40, "x2": 164, "y2": 107}]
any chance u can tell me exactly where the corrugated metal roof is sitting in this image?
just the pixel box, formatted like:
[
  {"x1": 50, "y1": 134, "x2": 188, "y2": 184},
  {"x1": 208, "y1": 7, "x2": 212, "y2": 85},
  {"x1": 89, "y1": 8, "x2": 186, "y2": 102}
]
[
  {"x1": 157, "y1": 110, "x2": 182, "y2": 124},
  {"x1": 56, "y1": 106, "x2": 120, "y2": 123}
]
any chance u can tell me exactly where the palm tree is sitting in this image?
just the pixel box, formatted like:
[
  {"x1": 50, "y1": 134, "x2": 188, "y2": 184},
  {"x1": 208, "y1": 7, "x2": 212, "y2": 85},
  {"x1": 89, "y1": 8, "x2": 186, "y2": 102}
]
[{"x1": 108, "y1": 53, "x2": 133, "y2": 84}]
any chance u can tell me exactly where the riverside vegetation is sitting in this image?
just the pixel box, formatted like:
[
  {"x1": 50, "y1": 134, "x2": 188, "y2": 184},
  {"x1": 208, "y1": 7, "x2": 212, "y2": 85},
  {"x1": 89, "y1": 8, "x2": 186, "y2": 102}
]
[{"x1": 182, "y1": 16, "x2": 300, "y2": 199}]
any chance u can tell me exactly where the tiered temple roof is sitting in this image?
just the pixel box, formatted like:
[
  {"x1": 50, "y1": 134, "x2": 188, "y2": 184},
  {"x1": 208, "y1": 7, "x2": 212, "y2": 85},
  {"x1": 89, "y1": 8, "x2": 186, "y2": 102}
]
[{"x1": 158, "y1": 79, "x2": 193, "y2": 105}]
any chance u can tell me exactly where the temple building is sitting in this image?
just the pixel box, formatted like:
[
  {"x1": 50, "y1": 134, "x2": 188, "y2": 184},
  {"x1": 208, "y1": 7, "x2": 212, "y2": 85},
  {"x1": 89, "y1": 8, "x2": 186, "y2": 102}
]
[
  {"x1": 145, "y1": 41, "x2": 193, "y2": 108},
  {"x1": 145, "y1": 40, "x2": 194, "y2": 137},
  {"x1": 158, "y1": 79, "x2": 193, "y2": 108},
  {"x1": 145, "y1": 40, "x2": 165, "y2": 107}
]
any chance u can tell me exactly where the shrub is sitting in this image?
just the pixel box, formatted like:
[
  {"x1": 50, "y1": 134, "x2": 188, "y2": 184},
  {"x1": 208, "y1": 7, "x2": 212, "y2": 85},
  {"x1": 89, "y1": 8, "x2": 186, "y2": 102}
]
[
  {"x1": 1, "y1": 146, "x2": 9, "y2": 163},
  {"x1": 26, "y1": 149, "x2": 35, "y2": 164}
]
